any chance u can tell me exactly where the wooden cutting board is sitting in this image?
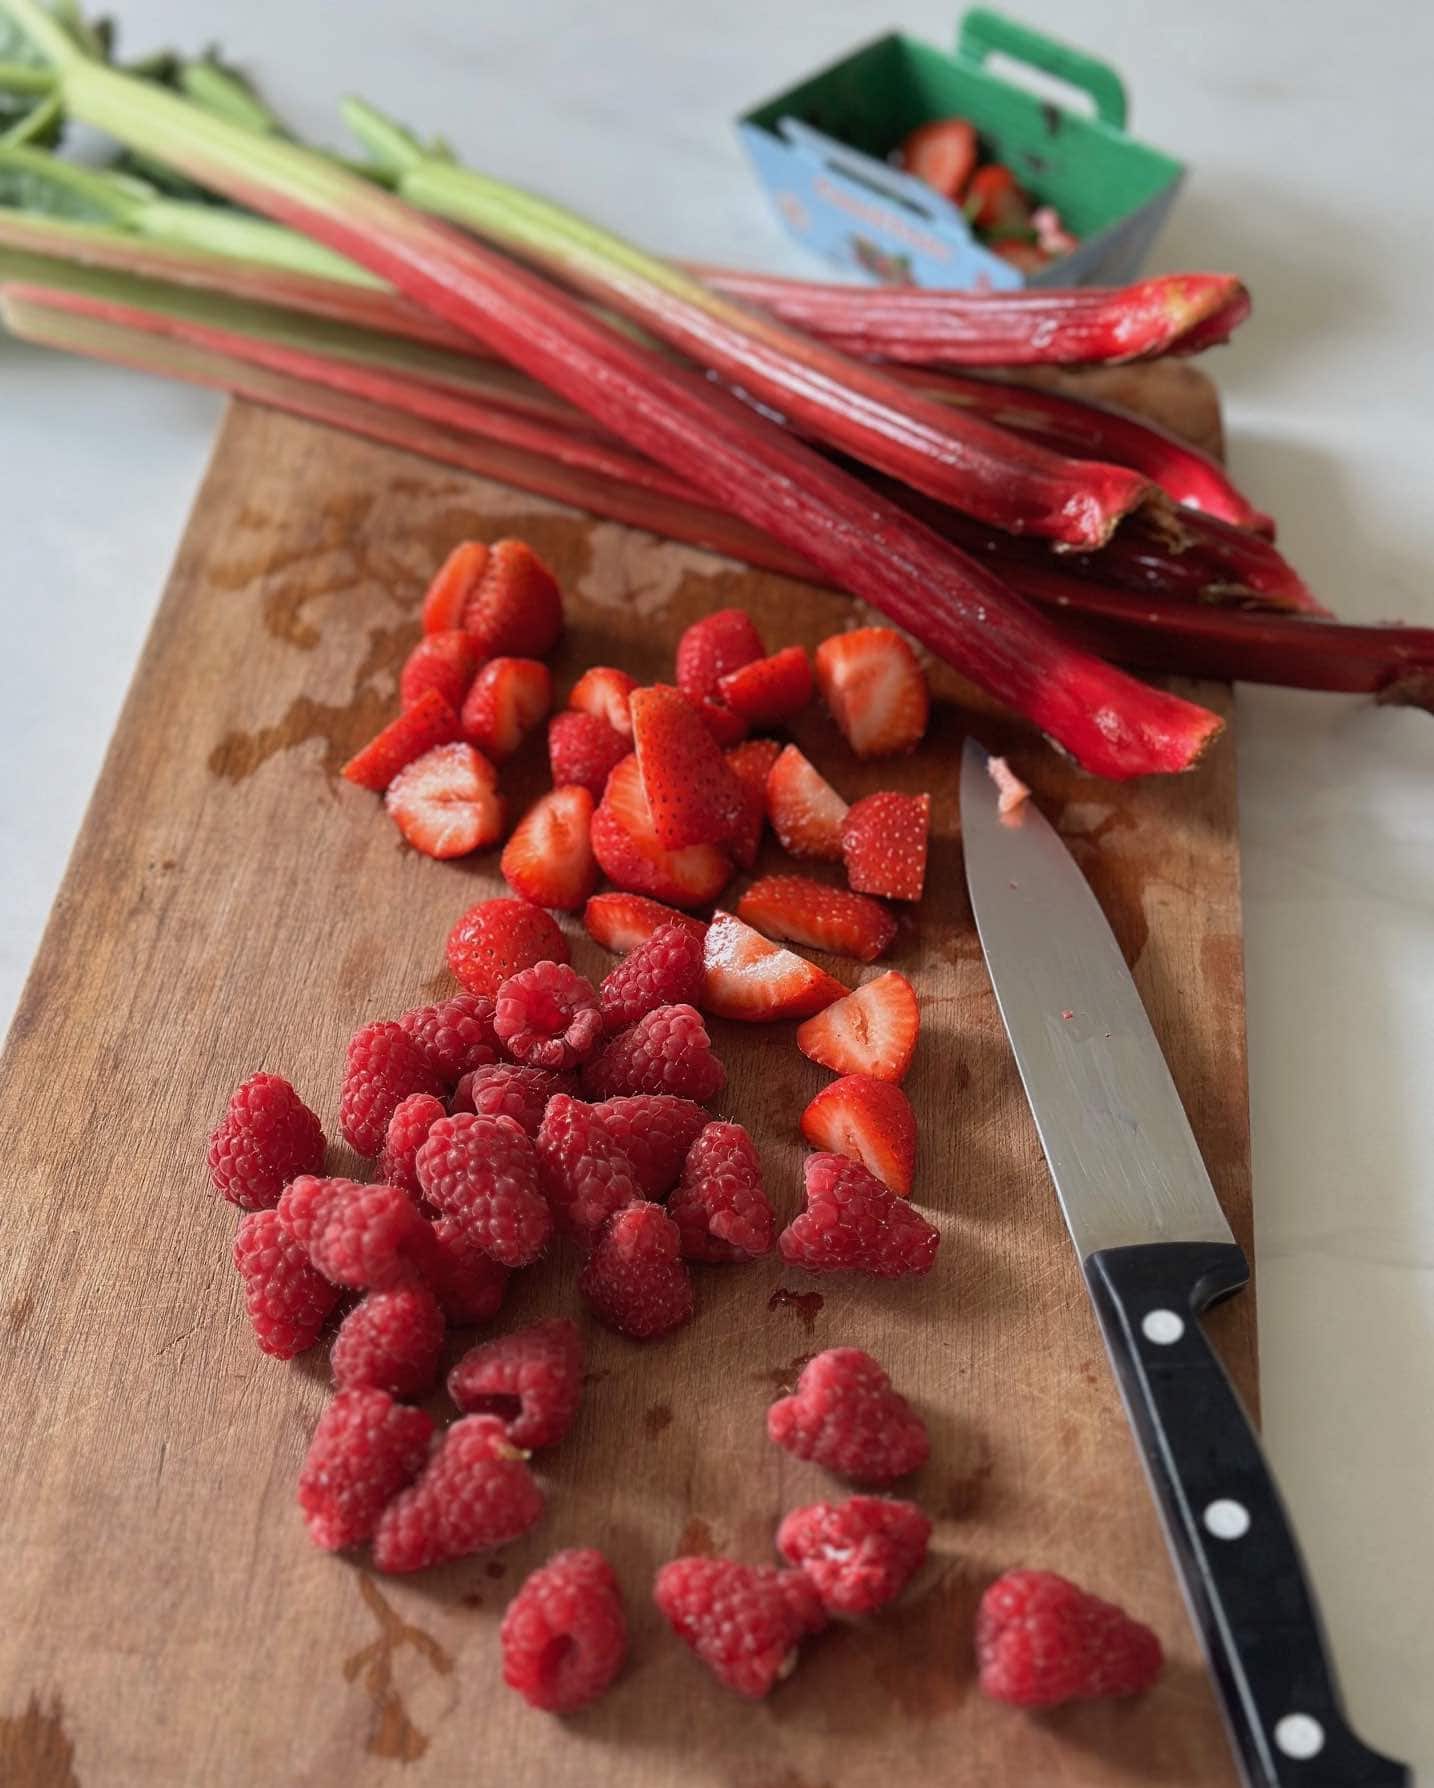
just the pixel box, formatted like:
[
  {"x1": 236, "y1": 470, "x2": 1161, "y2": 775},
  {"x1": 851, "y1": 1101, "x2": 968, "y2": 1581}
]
[{"x1": 0, "y1": 394, "x2": 1251, "y2": 1788}]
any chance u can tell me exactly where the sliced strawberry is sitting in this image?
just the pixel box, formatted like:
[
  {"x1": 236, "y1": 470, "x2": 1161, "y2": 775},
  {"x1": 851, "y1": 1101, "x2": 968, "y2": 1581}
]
[
  {"x1": 461, "y1": 538, "x2": 563, "y2": 658},
  {"x1": 900, "y1": 118, "x2": 979, "y2": 202},
  {"x1": 800, "y1": 1074, "x2": 917, "y2": 1196},
  {"x1": 583, "y1": 892, "x2": 709, "y2": 954},
  {"x1": 547, "y1": 710, "x2": 629, "y2": 801},
  {"x1": 343, "y1": 689, "x2": 462, "y2": 792},
  {"x1": 589, "y1": 755, "x2": 732, "y2": 910},
  {"x1": 766, "y1": 745, "x2": 849, "y2": 861},
  {"x1": 462, "y1": 657, "x2": 552, "y2": 763},
  {"x1": 501, "y1": 786, "x2": 597, "y2": 911},
  {"x1": 568, "y1": 665, "x2": 637, "y2": 737},
  {"x1": 814, "y1": 628, "x2": 929, "y2": 759},
  {"x1": 716, "y1": 646, "x2": 812, "y2": 728},
  {"x1": 796, "y1": 971, "x2": 919, "y2": 1084},
  {"x1": 385, "y1": 742, "x2": 504, "y2": 859},
  {"x1": 400, "y1": 630, "x2": 481, "y2": 713},
  {"x1": 736, "y1": 874, "x2": 896, "y2": 964},
  {"x1": 629, "y1": 684, "x2": 746, "y2": 849},
  {"x1": 702, "y1": 910, "x2": 846, "y2": 1023},
  {"x1": 692, "y1": 696, "x2": 748, "y2": 748},
  {"x1": 966, "y1": 163, "x2": 1031, "y2": 235},
  {"x1": 724, "y1": 738, "x2": 782, "y2": 870},
  {"x1": 675, "y1": 608, "x2": 764, "y2": 702},
  {"x1": 841, "y1": 793, "x2": 930, "y2": 901},
  {"x1": 421, "y1": 540, "x2": 488, "y2": 634}
]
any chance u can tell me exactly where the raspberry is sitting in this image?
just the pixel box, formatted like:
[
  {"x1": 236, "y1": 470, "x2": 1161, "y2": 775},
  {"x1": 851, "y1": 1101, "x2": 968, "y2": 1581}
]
[
  {"x1": 308, "y1": 1182, "x2": 438, "y2": 1292},
  {"x1": 376, "y1": 1092, "x2": 447, "y2": 1198},
  {"x1": 585, "y1": 1094, "x2": 708, "y2": 1198},
  {"x1": 581, "y1": 1004, "x2": 726, "y2": 1102},
  {"x1": 339, "y1": 1021, "x2": 446, "y2": 1157},
  {"x1": 398, "y1": 993, "x2": 501, "y2": 1084},
  {"x1": 276, "y1": 1173, "x2": 369, "y2": 1248},
  {"x1": 578, "y1": 1203, "x2": 693, "y2": 1340},
  {"x1": 653, "y1": 1558, "x2": 826, "y2": 1698},
  {"x1": 331, "y1": 1283, "x2": 446, "y2": 1398},
  {"x1": 451, "y1": 1062, "x2": 574, "y2": 1134},
  {"x1": 535, "y1": 1094, "x2": 644, "y2": 1244},
  {"x1": 207, "y1": 1072, "x2": 325, "y2": 1209},
  {"x1": 371, "y1": 1413, "x2": 545, "y2": 1573},
  {"x1": 448, "y1": 1318, "x2": 583, "y2": 1450},
  {"x1": 668, "y1": 1121, "x2": 775, "y2": 1262},
  {"x1": 598, "y1": 922, "x2": 704, "y2": 1031},
  {"x1": 767, "y1": 1348, "x2": 928, "y2": 1485},
  {"x1": 777, "y1": 1153, "x2": 939, "y2": 1279},
  {"x1": 298, "y1": 1388, "x2": 435, "y2": 1551},
  {"x1": 447, "y1": 898, "x2": 569, "y2": 997},
  {"x1": 233, "y1": 1208, "x2": 341, "y2": 1358},
  {"x1": 415, "y1": 1113, "x2": 552, "y2": 1268},
  {"x1": 776, "y1": 1497, "x2": 931, "y2": 1616},
  {"x1": 976, "y1": 1570, "x2": 1164, "y2": 1707},
  {"x1": 493, "y1": 962, "x2": 604, "y2": 1070},
  {"x1": 427, "y1": 1218, "x2": 511, "y2": 1326},
  {"x1": 501, "y1": 1548, "x2": 628, "y2": 1712}
]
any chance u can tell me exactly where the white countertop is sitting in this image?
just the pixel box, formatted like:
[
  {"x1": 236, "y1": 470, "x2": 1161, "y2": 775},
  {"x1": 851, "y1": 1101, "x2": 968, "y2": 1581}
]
[{"x1": 2, "y1": 0, "x2": 1431, "y2": 1767}]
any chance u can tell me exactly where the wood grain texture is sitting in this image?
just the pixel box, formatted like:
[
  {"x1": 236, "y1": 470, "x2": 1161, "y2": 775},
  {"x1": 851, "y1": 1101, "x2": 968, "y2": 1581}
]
[{"x1": 0, "y1": 399, "x2": 1252, "y2": 1788}]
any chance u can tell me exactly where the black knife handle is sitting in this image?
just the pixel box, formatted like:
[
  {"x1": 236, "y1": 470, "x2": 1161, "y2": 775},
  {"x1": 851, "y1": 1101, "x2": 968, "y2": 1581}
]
[{"x1": 1085, "y1": 1241, "x2": 1410, "y2": 1788}]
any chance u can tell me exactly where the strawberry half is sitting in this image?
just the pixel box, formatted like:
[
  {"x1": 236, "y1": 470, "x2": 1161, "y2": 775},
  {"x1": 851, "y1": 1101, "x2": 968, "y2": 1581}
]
[
  {"x1": 766, "y1": 745, "x2": 849, "y2": 861},
  {"x1": 691, "y1": 696, "x2": 748, "y2": 747},
  {"x1": 421, "y1": 540, "x2": 487, "y2": 634},
  {"x1": 589, "y1": 755, "x2": 732, "y2": 910},
  {"x1": 385, "y1": 742, "x2": 504, "y2": 860},
  {"x1": 343, "y1": 688, "x2": 462, "y2": 792},
  {"x1": 461, "y1": 538, "x2": 564, "y2": 658},
  {"x1": 800, "y1": 1074, "x2": 917, "y2": 1197},
  {"x1": 814, "y1": 628, "x2": 929, "y2": 759},
  {"x1": 400, "y1": 630, "x2": 480, "y2": 713},
  {"x1": 899, "y1": 118, "x2": 978, "y2": 202},
  {"x1": 462, "y1": 657, "x2": 552, "y2": 763},
  {"x1": 841, "y1": 793, "x2": 930, "y2": 901},
  {"x1": 724, "y1": 738, "x2": 782, "y2": 870},
  {"x1": 583, "y1": 893, "x2": 709, "y2": 954},
  {"x1": 796, "y1": 971, "x2": 919, "y2": 1083},
  {"x1": 568, "y1": 665, "x2": 637, "y2": 738},
  {"x1": 501, "y1": 785, "x2": 598, "y2": 911},
  {"x1": 716, "y1": 646, "x2": 812, "y2": 728},
  {"x1": 702, "y1": 911, "x2": 846, "y2": 1023},
  {"x1": 675, "y1": 608, "x2": 764, "y2": 702},
  {"x1": 629, "y1": 684, "x2": 746, "y2": 849},
  {"x1": 547, "y1": 710, "x2": 629, "y2": 800},
  {"x1": 736, "y1": 874, "x2": 896, "y2": 964}
]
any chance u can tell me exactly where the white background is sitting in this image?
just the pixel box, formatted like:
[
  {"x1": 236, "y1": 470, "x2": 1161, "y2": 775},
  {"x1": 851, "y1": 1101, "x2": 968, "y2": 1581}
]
[{"x1": 2, "y1": 0, "x2": 1431, "y2": 1768}]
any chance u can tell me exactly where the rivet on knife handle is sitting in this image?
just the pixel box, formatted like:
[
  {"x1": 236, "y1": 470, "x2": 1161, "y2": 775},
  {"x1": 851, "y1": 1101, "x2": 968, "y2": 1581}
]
[{"x1": 1085, "y1": 1239, "x2": 1410, "y2": 1788}]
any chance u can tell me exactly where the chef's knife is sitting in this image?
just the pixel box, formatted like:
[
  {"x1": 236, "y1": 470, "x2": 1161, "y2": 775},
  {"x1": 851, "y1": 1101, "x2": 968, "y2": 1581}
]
[{"x1": 959, "y1": 739, "x2": 1410, "y2": 1788}]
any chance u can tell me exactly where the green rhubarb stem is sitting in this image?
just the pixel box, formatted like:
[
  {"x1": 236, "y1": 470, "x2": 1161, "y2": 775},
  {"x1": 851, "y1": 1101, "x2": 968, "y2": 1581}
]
[
  {"x1": 344, "y1": 99, "x2": 1152, "y2": 549},
  {"x1": 0, "y1": 60, "x2": 53, "y2": 92}
]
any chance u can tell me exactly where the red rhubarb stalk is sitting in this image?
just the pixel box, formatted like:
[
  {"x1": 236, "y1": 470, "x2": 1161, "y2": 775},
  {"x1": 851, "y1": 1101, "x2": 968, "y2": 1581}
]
[
  {"x1": 691, "y1": 267, "x2": 1252, "y2": 368},
  {"x1": 903, "y1": 366, "x2": 1274, "y2": 535},
  {"x1": 347, "y1": 103, "x2": 1154, "y2": 549},
  {"x1": 8, "y1": 17, "x2": 1219, "y2": 781}
]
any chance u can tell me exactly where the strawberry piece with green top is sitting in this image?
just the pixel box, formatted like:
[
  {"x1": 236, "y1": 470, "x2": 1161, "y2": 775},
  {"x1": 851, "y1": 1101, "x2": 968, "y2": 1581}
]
[
  {"x1": 583, "y1": 891, "x2": 708, "y2": 954},
  {"x1": 841, "y1": 792, "x2": 930, "y2": 901},
  {"x1": 715, "y1": 646, "x2": 812, "y2": 729},
  {"x1": 342, "y1": 688, "x2": 462, "y2": 792},
  {"x1": 702, "y1": 911, "x2": 846, "y2": 1023},
  {"x1": 796, "y1": 971, "x2": 919, "y2": 1084},
  {"x1": 736, "y1": 874, "x2": 896, "y2": 964},
  {"x1": 814, "y1": 627, "x2": 929, "y2": 759},
  {"x1": 386, "y1": 742, "x2": 504, "y2": 859},
  {"x1": 462, "y1": 656, "x2": 552, "y2": 763},
  {"x1": 800, "y1": 1074, "x2": 917, "y2": 1197},
  {"x1": 589, "y1": 754, "x2": 732, "y2": 910},
  {"x1": 766, "y1": 745, "x2": 848, "y2": 861},
  {"x1": 501, "y1": 785, "x2": 597, "y2": 912},
  {"x1": 675, "y1": 608, "x2": 764, "y2": 702},
  {"x1": 629, "y1": 683, "x2": 746, "y2": 849}
]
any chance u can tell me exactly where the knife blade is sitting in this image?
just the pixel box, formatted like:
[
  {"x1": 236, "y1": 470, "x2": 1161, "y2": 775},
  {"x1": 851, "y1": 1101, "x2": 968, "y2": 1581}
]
[{"x1": 960, "y1": 738, "x2": 1410, "y2": 1788}]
